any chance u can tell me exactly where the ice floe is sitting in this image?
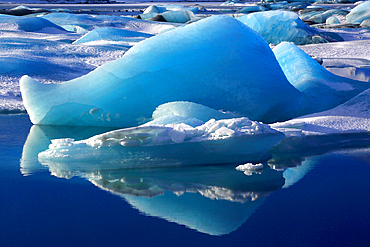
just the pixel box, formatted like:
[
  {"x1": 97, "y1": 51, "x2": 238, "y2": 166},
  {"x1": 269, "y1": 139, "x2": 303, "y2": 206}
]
[{"x1": 38, "y1": 116, "x2": 285, "y2": 166}]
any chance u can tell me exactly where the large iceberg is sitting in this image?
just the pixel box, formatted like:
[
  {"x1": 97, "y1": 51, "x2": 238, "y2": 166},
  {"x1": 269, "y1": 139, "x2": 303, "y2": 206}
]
[
  {"x1": 20, "y1": 15, "x2": 304, "y2": 127},
  {"x1": 237, "y1": 10, "x2": 327, "y2": 45},
  {"x1": 273, "y1": 42, "x2": 369, "y2": 113}
]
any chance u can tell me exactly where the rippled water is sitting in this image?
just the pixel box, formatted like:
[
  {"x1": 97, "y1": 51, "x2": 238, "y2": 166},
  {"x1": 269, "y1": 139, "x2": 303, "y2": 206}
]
[{"x1": 1, "y1": 114, "x2": 370, "y2": 246}]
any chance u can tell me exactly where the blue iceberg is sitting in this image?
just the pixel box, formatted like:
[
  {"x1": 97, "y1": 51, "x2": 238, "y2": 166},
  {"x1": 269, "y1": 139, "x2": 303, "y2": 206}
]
[
  {"x1": 306, "y1": 9, "x2": 349, "y2": 24},
  {"x1": 346, "y1": 1, "x2": 370, "y2": 24},
  {"x1": 41, "y1": 13, "x2": 178, "y2": 34},
  {"x1": 20, "y1": 15, "x2": 304, "y2": 127},
  {"x1": 72, "y1": 27, "x2": 153, "y2": 45},
  {"x1": 237, "y1": 10, "x2": 327, "y2": 45}
]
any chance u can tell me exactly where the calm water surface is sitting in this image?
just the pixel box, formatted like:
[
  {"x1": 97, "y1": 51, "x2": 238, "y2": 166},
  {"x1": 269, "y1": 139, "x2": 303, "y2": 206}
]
[{"x1": 1, "y1": 114, "x2": 370, "y2": 247}]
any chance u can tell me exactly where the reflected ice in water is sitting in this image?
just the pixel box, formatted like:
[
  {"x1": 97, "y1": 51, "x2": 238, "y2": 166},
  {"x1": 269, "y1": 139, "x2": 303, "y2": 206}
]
[
  {"x1": 19, "y1": 123, "x2": 370, "y2": 236},
  {"x1": 20, "y1": 124, "x2": 286, "y2": 235}
]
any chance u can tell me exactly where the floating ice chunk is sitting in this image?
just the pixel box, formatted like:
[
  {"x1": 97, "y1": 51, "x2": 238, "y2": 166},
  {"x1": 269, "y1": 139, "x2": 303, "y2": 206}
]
[
  {"x1": 273, "y1": 42, "x2": 369, "y2": 114},
  {"x1": 237, "y1": 10, "x2": 326, "y2": 45},
  {"x1": 346, "y1": 1, "x2": 370, "y2": 24},
  {"x1": 21, "y1": 15, "x2": 303, "y2": 127},
  {"x1": 38, "y1": 117, "x2": 285, "y2": 166},
  {"x1": 72, "y1": 27, "x2": 153, "y2": 45},
  {"x1": 236, "y1": 163, "x2": 263, "y2": 171}
]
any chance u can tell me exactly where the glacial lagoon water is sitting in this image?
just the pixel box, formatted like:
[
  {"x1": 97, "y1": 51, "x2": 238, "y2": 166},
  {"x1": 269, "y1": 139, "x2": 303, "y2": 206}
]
[{"x1": 1, "y1": 114, "x2": 370, "y2": 246}]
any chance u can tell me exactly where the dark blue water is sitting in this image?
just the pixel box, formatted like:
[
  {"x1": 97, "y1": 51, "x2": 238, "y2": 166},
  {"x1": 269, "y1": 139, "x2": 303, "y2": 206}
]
[{"x1": 1, "y1": 115, "x2": 370, "y2": 247}]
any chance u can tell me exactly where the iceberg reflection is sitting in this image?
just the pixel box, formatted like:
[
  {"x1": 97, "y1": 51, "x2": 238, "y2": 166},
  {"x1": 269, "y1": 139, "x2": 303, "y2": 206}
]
[
  {"x1": 20, "y1": 124, "x2": 285, "y2": 235},
  {"x1": 44, "y1": 163, "x2": 285, "y2": 236}
]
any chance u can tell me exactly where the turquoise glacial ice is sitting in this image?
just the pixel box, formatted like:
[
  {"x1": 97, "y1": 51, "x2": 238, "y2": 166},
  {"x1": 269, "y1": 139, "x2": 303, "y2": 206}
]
[
  {"x1": 346, "y1": 1, "x2": 370, "y2": 24},
  {"x1": 20, "y1": 15, "x2": 303, "y2": 127},
  {"x1": 237, "y1": 10, "x2": 326, "y2": 45},
  {"x1": 72, "y1": 27, "x2": 153, "y2": 45},
  {"x1": 273, "y1": 42, "x2": 369, "y2": 113}
]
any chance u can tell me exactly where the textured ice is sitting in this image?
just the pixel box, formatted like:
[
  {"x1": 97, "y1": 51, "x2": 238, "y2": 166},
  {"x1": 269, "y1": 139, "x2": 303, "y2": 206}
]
[
  {"x1": 41, "y1": 13, "x2": 178, "y2": 35},
  {"x1": 0, "y1": 15, "x2": 67, "y2": 33},
  {"x1": 346, "y1": 1, "x2": 370, "y2": 24},
  {"x1": 140, "y1": 4, "x2": 200, "y2": 21},
  {"x1": 38, "y1": 117, "x2": 285, "y2": 166},
  {"x1": 20, "y1": 15, "x2": 304, "y2": 127},
  {"x1": 0, "y1": 5, "x2": 52, "y2": 16},
  {"x1": 306, "y1": 9, "x2": 349, "y2": 24},
  {"x1": 273, "y1": 42, "x2": 369, "y2": 113},
  {"x1": 160, "y1": 10, "x2": 196, "y2": 23},
  {"x1": 72, "y1": 27, "x2": 153, "y2": 45},
  {"x1": 237, "y1": 10, "x2": 327, "y2": 45},
  {"x1": 326, "y1": 16, "x2": 340, "y2": 25}
]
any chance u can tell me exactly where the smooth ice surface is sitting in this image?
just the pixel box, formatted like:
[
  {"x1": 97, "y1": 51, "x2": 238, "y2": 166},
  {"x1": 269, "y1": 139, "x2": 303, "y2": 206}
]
[
  {"x1": 273, "y1": 42, "x2": 369, "y2": 113},
  {"x1": 237, "y1": 10, "x2": 326, "y2": 45},
  {"x1": 20, "y1": 15, "x2": 304, "y2": 127},
  {"x1": 73, "y1": 27, "x2": 153, "y2": 45},
  {"x1": 123, "y1": 191, "x2": 266, "y2": 236},
  {"x1": 346, "y1": 1, "x2": 370, "y2": 24},
  {"x1": 38, "y1": 117, "x2": 285, "y2": 166}
]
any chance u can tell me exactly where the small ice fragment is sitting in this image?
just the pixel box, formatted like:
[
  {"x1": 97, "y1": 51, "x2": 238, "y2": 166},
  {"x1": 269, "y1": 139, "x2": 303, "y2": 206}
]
[
  {"x1": 50, "y1": 138, "x2": 75, "y2": 144},
  {"x1": 236, "y1": 163, "x2": 264, "y2": 171}
]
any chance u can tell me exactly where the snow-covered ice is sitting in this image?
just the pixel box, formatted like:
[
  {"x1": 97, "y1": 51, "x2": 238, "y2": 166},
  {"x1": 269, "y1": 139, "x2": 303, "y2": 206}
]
[{"x1": 37, "y1": 116, "x2": 285, "y2": 167}]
